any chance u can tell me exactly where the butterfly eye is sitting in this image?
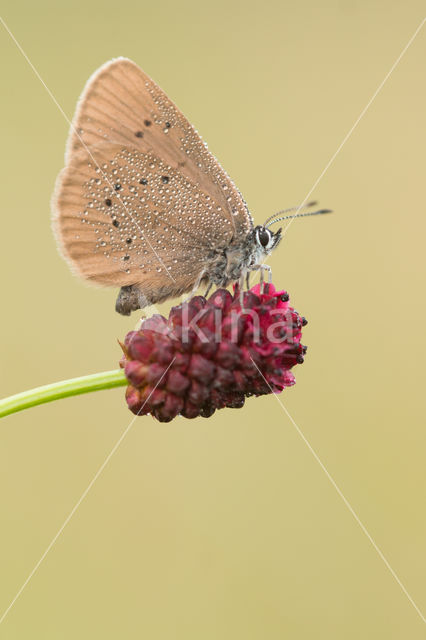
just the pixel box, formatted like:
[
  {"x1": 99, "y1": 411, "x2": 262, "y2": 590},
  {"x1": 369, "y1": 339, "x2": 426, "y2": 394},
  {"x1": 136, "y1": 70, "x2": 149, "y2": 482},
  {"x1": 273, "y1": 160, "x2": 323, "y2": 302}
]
[{"x1": 257, "y1": 227, "x2": 272, "y2": 248}]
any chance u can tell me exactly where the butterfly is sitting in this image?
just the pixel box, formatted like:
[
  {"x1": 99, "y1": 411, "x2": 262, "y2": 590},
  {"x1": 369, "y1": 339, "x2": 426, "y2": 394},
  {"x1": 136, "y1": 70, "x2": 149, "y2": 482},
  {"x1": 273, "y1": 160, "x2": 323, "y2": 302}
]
[{"x1": 52, "y1": 58, "x2": 328, "y2": 315}]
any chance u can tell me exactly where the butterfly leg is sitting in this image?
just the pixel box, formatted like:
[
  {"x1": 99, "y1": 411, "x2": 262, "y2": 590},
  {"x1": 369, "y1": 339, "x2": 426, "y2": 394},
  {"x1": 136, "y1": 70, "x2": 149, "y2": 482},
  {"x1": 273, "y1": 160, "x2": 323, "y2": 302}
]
[
  {"x1": 204, "y1": 282, "x2": 214, "y2": 298},
  {"x1": 249, "y1": 264, "x2": 272, "y2": 292},
  {"x1": 182, "y1": 269, "x2": 207, "y2": 303},
  {"x1": 259, "y1": 264, "x2": 272, "y2": 292},
  {"x1": 238, "y1": 273, "x2": 247, "y2": 310}
]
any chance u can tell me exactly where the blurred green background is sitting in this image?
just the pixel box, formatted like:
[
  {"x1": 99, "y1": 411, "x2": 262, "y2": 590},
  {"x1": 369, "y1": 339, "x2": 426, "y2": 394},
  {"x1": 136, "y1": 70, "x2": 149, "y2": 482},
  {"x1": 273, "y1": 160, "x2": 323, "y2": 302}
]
[{"x1": 1, "y1": 1, "x2": 425, "y2": 637}]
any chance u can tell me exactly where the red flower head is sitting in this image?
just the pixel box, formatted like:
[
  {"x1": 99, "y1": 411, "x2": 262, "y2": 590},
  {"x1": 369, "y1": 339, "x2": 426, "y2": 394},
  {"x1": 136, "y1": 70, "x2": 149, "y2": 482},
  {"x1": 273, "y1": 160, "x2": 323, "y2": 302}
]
[{"x1": 120, "y1": 283, "x2": 307, "y2": 422}]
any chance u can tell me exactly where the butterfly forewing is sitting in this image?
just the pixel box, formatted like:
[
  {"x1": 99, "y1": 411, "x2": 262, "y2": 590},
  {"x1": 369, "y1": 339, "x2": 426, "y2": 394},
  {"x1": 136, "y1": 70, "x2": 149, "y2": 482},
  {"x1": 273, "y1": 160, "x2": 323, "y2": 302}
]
[
  {"x1": 54, "y1": 142, "x2": 232, "y2": 290},
  {"x1": 53, "y1": 57, "x2": 253, "y2": 297}
]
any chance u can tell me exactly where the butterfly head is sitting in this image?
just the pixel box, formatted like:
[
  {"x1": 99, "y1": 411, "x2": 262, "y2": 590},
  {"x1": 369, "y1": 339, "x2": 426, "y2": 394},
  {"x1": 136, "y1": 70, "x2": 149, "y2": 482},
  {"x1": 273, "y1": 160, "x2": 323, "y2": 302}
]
[{"x1": 254, "y1": 225, "x2": 282, "y2": 256}]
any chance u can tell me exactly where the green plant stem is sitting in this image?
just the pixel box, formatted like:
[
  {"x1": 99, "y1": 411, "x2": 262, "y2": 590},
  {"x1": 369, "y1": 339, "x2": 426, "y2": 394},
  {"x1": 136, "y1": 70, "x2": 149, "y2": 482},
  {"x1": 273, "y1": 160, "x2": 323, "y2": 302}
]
[{"x1": 0, "y1": 369, "x2": 127, "y2": 418}]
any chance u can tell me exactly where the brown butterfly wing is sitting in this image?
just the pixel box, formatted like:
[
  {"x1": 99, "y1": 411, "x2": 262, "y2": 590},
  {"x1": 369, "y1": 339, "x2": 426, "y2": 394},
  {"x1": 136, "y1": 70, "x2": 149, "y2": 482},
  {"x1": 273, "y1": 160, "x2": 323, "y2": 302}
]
[
  {"x1": 53, "y1": 57, "x2": 252, "y2": 296},
  {"x1": 53, "y1": 142, "x2": 231, "y2": 296}
]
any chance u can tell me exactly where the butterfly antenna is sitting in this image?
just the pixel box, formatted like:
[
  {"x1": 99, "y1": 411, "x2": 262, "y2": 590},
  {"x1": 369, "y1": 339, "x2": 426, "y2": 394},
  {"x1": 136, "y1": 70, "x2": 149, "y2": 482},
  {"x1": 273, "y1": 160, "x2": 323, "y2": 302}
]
[
  {"x1": 265, "y1": 208, "x2": 332, "y2": 227},
  {"x1": 263, "y1": 201, "x2": 318, "y2": 227}
]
